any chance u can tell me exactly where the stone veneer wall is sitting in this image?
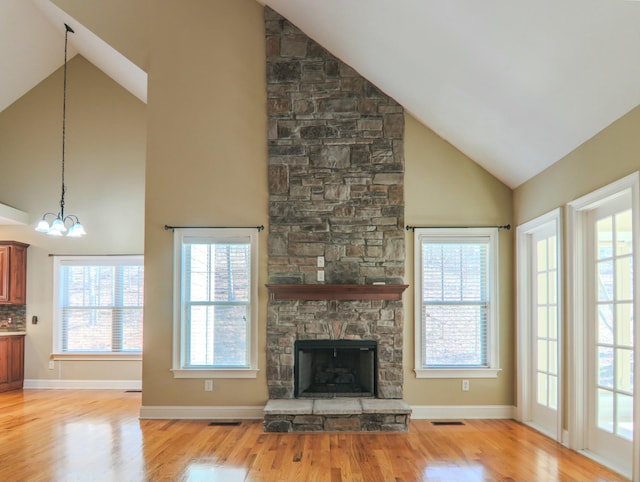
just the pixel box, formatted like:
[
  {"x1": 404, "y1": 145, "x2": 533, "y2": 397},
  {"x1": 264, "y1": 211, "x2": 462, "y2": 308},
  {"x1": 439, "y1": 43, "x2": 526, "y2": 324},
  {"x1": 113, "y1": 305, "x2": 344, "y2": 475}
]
[{"x1": 265, "y1": 8, "x2": 405, "y2": 399}]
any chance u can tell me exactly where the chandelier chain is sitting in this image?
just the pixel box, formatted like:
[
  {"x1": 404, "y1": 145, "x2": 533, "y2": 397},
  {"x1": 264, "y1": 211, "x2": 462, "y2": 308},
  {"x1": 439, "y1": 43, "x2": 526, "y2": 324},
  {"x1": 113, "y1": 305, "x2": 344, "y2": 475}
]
[
  {"x1": 35, "y1": 22, "x2": 85, "y2": 238},
  {"x1": 60, "y1": 23, "x2": 73, "y2": 218}
]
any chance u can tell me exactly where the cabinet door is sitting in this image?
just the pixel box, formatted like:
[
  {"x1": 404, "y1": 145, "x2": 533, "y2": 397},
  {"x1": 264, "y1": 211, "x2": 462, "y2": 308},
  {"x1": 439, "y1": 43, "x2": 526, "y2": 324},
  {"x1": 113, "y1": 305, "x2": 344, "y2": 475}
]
[
  {"x1": 0, "y1": 336, "x2": 24, "y2": 391},
  {"x1": 8, "y1": 245, "x2": 27, "y2": 304},
  {"x1": 0, "y1": 247, "x2": 8, "y2": 303},
  {"x1": 0, "y1": 337, "x2": 8, "y2": 385},
  {"x1": 9, "y1": 336, "x2": 24, "y2": 386}
]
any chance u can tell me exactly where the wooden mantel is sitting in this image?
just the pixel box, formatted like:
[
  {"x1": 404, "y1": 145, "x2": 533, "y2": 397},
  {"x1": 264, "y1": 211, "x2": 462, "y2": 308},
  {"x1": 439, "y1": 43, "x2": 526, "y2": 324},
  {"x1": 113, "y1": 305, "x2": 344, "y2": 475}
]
[{"x1": 266, "y1": 284, "x2": 409, "y2": 301}]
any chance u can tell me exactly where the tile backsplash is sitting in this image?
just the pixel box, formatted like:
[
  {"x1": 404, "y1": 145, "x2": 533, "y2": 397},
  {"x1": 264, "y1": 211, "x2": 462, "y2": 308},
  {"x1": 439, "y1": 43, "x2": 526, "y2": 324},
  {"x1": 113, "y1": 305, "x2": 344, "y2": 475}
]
[{"x1": 0, "y1": 305, "x2": 26, "y2": 331}]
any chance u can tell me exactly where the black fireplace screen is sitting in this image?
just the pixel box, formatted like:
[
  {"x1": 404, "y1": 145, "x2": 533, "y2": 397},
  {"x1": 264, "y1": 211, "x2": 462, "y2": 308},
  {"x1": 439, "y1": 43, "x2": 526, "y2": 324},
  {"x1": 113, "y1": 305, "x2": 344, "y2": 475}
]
[{"x1": 294, "y1": 339, "x2": 377, "y2": 398}]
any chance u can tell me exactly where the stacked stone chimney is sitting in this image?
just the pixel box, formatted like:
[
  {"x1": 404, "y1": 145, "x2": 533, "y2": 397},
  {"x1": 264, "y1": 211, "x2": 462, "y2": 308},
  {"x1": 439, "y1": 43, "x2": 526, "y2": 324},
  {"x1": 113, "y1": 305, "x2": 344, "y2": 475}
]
[{"x1": 265, "y1": 7, "x2": 405, "y2": 399}]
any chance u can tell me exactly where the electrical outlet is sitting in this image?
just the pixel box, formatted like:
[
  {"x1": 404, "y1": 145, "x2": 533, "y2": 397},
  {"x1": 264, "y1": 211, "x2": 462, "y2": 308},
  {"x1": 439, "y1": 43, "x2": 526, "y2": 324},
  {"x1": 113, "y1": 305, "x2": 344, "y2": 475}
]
[
  {"x1": 317, "y1": 270, "x2": 325, "y2": 282},
  {"x1": 204, "y1": 380, "x2": 213, "y2": 392},
  {"x1": 48, "y1": 361, "x2": 55, "y2": 370},
  {"x1": 462, "y1": 379, "x2": 470, "y2": 392},
  {"x1": 317, "y1": 256, "x2": 325, "y2": 268}
]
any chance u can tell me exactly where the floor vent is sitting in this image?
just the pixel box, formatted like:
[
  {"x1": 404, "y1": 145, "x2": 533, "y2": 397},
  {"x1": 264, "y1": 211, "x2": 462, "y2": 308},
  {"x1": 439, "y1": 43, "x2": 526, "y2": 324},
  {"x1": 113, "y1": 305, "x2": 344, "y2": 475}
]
[
  {"x1": 431, "y1": 421, "x2": 464, "y2": 426},
  {"x1": 208, "y1": 421, "x2": 242, "y2": 426},
  {"x1": 125, "y1": 390, "x2": 142, "y2": 393}
]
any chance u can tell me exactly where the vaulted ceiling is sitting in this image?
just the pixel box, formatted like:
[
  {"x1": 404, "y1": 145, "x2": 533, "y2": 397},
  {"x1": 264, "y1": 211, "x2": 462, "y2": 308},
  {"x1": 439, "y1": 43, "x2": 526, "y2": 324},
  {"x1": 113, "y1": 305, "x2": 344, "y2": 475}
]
[{"x1": 2, "y1": 0, "x2": 640, "y2": 188}]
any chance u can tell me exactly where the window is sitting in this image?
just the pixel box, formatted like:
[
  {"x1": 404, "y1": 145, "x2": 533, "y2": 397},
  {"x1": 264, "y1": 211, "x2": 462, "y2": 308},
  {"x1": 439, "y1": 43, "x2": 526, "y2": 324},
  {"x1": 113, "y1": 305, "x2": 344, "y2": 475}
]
[
  {"x1": 172, "y1": 228, "x2": 258, "y2": 378},
  {"x1": 53, "y1": 256, "x2": 143, "y2": 357},
  {"x1": 414, "y1": 227, "x2": 500, "y2": 378}
]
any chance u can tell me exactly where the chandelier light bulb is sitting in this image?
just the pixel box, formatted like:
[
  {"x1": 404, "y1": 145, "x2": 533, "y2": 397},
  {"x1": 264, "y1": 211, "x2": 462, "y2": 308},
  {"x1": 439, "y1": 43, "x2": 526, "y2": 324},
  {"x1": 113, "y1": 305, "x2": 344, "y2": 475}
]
[
  {"x1": 35, "y1": 219, "x2": 51, "y2": 233},
  {"x1": 66, "y1": 222, "x2": 86, "y2": 238},
  {"x1": 50, "y1": 217, "x2": 67, "y2": 233}
]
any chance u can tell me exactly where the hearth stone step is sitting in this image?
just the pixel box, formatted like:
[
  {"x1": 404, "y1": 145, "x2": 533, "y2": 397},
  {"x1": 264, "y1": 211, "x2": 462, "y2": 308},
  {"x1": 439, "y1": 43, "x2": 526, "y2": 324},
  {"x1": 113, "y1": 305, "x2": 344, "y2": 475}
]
[{"x1": 263, "y1": 398, "x2": 411, "y2": 432}]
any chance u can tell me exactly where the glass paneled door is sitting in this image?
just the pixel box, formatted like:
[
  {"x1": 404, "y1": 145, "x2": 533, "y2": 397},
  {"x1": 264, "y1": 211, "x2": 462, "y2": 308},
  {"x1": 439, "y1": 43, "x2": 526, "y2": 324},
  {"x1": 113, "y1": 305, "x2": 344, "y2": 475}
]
[
  {"x1": 531, "y1": 224, "x2": 560, "y2": 438},
  {"x1": 587, "y1": 193, "x2": 634, "y2": 472}
]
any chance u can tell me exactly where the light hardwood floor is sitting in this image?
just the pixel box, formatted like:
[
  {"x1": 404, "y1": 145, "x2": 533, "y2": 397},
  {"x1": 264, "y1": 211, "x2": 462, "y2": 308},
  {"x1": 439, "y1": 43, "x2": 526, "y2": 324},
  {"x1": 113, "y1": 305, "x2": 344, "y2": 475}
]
[{"x1": 0, "y1": 389, "x2": 627, "y2": 481}]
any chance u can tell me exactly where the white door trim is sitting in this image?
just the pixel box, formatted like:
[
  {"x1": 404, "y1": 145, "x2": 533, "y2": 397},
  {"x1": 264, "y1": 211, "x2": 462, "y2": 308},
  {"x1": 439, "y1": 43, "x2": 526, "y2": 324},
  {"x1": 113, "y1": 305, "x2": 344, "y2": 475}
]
[{"x1": 566, "y1": 171, "x2": 640, "y2": 481}]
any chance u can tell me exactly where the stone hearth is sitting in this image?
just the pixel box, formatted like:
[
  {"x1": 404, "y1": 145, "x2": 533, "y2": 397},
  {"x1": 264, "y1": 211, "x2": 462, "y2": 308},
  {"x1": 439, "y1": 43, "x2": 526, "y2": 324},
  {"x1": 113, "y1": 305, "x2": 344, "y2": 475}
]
[{"x1": 263, "y1": 398, "x2": 411, "y2": 432}]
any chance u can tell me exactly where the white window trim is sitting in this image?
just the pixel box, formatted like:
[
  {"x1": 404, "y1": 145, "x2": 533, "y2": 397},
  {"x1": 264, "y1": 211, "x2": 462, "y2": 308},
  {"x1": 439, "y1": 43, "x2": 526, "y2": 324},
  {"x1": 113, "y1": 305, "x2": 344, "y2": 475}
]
[
  {"x1": 52, "y1": 255, "x2": 144, "y2": 359},
  {"x1": 171, "y1": 228, "x2": 259, "y2": 379},
  {"x1": 515, "y1": 208, "x2": 563, "y2": 441},
  {"x1": 413, "y1": 227, "x2": 500, "y2": 379},
  {"x1": 566, "y1": 172, "x2": 640, "y2": 481}
]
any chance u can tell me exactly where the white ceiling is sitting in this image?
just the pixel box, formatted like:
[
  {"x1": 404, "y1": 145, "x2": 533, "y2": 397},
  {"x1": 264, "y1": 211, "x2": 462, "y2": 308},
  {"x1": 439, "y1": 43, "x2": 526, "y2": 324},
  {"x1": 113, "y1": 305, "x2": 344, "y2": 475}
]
[{"x1": 2, "y1": 0, "x2": 640, "y2": 188}]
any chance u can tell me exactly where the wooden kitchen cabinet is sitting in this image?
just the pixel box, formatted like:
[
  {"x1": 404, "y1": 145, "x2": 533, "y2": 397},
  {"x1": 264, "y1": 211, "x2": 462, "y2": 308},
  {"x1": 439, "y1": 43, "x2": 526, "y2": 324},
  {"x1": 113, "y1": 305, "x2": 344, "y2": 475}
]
[
  {"x1": 0, "y1": 335, "x2": 25, "y2": 392},
  {"x1": 0, "y1": 241, "x2": 29, "y2": 305}
]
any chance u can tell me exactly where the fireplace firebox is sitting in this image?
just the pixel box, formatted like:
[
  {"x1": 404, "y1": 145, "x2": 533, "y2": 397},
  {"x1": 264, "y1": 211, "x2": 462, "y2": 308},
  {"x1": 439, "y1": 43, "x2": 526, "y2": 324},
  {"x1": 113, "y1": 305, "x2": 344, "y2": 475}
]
[{"x1": 294, "y1": 339, "x2": 377, "y2": 398}]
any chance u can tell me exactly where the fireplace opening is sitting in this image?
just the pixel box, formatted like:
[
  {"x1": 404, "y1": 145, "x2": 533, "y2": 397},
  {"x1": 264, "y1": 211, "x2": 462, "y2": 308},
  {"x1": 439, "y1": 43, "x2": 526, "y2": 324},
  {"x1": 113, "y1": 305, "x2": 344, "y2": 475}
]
[{"x1": 294, "y1": 339, "x2": 377, "y2": 398}]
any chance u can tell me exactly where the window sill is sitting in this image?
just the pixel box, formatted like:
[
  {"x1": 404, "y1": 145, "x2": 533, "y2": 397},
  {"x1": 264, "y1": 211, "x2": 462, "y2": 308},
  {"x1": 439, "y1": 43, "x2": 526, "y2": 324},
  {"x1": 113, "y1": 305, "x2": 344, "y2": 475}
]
[
  {"x1": 171, "y1": 368, "x2": 259, "y2": 379},
  {"x1": 51, "y1": 353, "x2": 142, "y2": 361},
  {"x1": 414, "y1": 368, "x2": 501, "y2": 379}
]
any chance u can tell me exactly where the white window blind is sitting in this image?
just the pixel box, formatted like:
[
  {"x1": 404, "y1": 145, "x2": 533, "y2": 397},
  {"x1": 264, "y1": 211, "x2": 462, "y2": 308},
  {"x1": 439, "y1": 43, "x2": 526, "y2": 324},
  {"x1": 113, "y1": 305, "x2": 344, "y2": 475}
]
[
  {"x1": 54, "y1": 256, "x2": 143, "y2": 354},
  {"x1": 414, "y1": 227, "x2": 499, "y2": 378},
  {"x1": 184, "y1": 240, "x2": 251, "y2": 368},
  {"x1": 422, "y1": 240, "x2": 489, "y2": 367}
]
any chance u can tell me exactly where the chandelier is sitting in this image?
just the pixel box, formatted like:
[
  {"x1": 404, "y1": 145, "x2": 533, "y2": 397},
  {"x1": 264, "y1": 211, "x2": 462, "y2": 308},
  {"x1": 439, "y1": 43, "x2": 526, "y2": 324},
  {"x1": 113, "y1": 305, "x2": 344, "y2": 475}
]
[{"x1": 35, "y1": 23, "x2": 86, "y2": 238}]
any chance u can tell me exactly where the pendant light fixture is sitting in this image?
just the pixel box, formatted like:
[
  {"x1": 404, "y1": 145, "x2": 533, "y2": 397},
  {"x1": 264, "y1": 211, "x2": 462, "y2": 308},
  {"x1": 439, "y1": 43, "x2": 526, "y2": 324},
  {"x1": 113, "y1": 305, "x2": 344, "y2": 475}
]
[{"x1": 35, "y1": 23, "x2": 86, "y2": 238}]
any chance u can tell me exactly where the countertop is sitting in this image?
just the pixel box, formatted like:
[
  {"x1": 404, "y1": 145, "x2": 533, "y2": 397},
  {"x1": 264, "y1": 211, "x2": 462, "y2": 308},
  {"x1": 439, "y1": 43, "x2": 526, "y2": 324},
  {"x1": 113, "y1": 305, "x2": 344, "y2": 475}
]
[{"x1": 0, "y1": 331, "x2": 26, "y2": 336}]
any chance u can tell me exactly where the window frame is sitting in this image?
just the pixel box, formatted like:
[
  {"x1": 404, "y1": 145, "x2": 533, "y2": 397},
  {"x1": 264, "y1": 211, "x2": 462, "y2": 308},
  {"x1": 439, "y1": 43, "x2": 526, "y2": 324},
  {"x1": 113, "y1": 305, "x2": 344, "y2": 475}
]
[
  {"x1": 172, "y1": 228, "x2": 259, "y2": 379},
  {"x1": 52, "y1": 255, "x2": 144, "y2": 361},
  {"x1": 414, "y1": 227, "x2": 500, "y2": 378}
]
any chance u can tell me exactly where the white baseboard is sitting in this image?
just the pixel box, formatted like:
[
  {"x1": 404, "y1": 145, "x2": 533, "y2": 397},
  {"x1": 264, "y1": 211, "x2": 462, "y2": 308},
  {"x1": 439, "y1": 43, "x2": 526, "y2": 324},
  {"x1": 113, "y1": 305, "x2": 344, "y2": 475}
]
[
  {"x1": 138, "y1": 404, "x2": 514, "y2": 421},
  {"x1": 410, "y1": 404, "x2": 515, "y2": 420},
  {"x1": 140, "y1": 405, "x2": 264, "y2": 420},
  {"x1": 24, "y1": 379, "x2": 142, "y2": 390},
  {"x1": 578, "y1": 449, "x2": 631, "y2": 481}
]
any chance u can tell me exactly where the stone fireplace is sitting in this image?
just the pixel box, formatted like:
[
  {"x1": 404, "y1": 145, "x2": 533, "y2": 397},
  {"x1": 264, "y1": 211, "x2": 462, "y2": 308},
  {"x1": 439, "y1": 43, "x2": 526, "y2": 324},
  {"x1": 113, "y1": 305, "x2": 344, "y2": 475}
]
[
  {"x1": 263, "y1": 7, "x2": 410, "y2": 431},
  {"x1": 266, "y1": 285, "x2": 406, "y2": 400}
]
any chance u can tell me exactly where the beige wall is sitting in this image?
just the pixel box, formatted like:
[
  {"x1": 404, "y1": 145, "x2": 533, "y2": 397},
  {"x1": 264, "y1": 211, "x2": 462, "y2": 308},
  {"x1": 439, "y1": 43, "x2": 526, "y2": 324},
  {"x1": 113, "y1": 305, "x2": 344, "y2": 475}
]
[
  {"x1": 0, "y1": 56, "x2": 146, "y2": 382},
  {"x1": 2, "y1": 0, "x2": 515, "y2": 407},
  {"x1": 142, "y1": 0, "x2": 269, "y2": 406},
  {"x1": 142, "y1": 0, "x2": 514, "y2": 409},
  {"x1": 5, "y1": 0, "x2": 637, "y2": 412},
  {"x1": 403, "y1": 115, "x2": 515, "y2": 405}
]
